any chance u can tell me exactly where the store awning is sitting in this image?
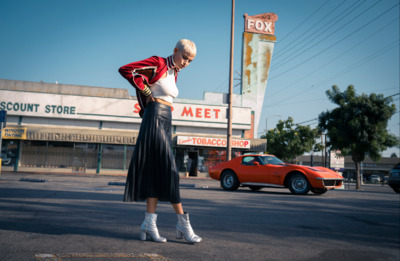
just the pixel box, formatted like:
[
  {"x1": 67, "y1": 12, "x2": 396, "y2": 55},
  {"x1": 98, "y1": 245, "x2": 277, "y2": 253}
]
[{"x1": 24, "y1": 126, "x2": 138, "y2": 145}]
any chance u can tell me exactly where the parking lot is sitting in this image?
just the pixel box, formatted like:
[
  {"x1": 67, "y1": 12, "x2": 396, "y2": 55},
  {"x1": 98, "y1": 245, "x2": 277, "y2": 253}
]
[{"x1": 0, "y1": 171, "x2": 399, "y2": 261}]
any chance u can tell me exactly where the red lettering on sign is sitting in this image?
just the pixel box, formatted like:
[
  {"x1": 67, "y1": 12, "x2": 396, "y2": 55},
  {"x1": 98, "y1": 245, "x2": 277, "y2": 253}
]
[
  {"x1": 196, "y1": 108, "x2": 202, "y2": 118},
  {"x1": 134, "y1": 103, "x2": 141, "y2": 113},
  {"x1": 181, "y1": 106, "x2": 193, "y2": 117},
  {"x1": 204, "y1": 108, "x2": 211, "y2": 118},
  {"x1": 180, "y1": 106, "x2": 221, "y2": 119},
  {"x1": 213, "y1": 109, "x2": 220, "y2": 118}
]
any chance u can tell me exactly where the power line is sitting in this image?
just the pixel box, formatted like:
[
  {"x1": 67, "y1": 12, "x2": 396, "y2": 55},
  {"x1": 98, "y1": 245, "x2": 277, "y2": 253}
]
[
  {"x1": 268, "y1": 1, "x2": 399, "y2": 81},
  {"x1": 295, "y1": 118, "x2": 318, "y2": 125},
  {"x1": 387, "y1": 93, "x2": 400, "y2": 98},
  {"x1": 312, "y1": 40, "x2": 399, "y2": 86},
  {"x1": 273, "y1": 0, "x2": 366, "y2": 69},
  {"x1": 264, "y1": 40, "x2": 399, "y2": 110},
  {"x1": 277, "y1": 94, "x2": 400, "y2": 128},
  {"x1": 264, "y1": 97, "x2": 325, "y2": 109},
  {"x1": 266, "y1": 16, "x2": 399, "y2": 100},
  {"x1": 277, "y1": 0, "x2": 331, "y2": 44},
  {"x1": 274, "y1": 0, "x2": 346, "y2": 55},
  {"x1": 213, "y1": 67, "x2": 241, "y2": 93},
  {"x1": 243, "y1": 0, "x2": 358, "y2": 72}
]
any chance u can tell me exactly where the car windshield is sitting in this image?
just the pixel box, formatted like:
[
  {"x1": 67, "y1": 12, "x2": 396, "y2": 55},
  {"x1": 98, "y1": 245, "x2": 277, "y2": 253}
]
[{"x1": 260, "y1": 156, "x2": 284, "y2": 165}]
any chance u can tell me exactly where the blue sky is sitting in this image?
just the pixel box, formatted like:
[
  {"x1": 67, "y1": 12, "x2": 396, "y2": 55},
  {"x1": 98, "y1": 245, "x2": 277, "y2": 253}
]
[{"x1": 1, "y1": 0, "x2": 399, "y2": 156}]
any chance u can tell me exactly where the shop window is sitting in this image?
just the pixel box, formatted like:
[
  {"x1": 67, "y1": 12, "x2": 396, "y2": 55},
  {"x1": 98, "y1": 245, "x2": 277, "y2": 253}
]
[
  {"x1": 1, "y1": 140, "x2": 18, "y2": 167},
  {"x1": 47, "y1": 141, "x2": 74, "y2": 168},
  {"x1": 17, "y1": 141, "x2": 134, "y2": 171},
  {"x1": 101, "y1": 144, "x2": 126, "y2": 170},
  {"x1": 202, "y1": 149, "x2": 226, "y2": 171},
  {"x1": 21, "y1": 140, "x2": 48, "y2": 167},
  {"x1": 84, "y1": 143, "x2": 99, "y2": 169},
  {"x1": 72, "y1": 143, "x2": 98, "y2": 172},
  {"x1": 20, "y1": 141, "x2": 99, "y2": 170},
  {"x1": 175, "y1": 148, "x2": 186, "y2": 172}
]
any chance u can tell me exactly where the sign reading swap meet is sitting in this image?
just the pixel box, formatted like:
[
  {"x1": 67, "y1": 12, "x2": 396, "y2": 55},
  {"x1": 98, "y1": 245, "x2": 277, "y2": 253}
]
[
  {"x1": 0, "y1": 90, "x2": 251, "y2": 129},
  {"x1": 177, "y1": 135, "x2": 251, "y2": 149}
]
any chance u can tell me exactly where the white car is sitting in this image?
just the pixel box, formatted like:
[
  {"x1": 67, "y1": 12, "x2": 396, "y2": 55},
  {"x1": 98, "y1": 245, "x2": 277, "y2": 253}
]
[{"x1": 370, "y1": 175, "x2": 381, "y2": 183}]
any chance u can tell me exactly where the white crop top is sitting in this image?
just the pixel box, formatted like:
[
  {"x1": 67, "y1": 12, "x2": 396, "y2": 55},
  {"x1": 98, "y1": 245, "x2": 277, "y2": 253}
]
[{"x1": 151, "y1": 69, "x2": 179, "y2": 103}]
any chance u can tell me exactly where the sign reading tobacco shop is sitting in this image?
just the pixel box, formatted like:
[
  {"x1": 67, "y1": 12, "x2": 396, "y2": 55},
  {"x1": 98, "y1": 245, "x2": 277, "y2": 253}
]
[{"x1": 177, "y1": 135, "x2": 251, "y2": 149}]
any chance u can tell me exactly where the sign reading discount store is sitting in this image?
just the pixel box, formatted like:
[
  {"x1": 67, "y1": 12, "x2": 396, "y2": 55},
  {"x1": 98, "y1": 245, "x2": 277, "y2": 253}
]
[{"x1": 177, "y1": 135, "x2": 251, "y2": 149}]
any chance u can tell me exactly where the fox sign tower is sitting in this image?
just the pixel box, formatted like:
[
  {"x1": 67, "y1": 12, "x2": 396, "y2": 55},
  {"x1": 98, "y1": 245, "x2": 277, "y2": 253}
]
[{"x1": 241, "y1": 13, "x2": 278, "y2": 138}]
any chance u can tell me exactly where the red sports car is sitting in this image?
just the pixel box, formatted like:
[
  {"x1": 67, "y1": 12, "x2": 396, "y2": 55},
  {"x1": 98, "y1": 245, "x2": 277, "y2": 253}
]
[{"x1": 208, "y1": 154, "x2": 344, "y2": 195}]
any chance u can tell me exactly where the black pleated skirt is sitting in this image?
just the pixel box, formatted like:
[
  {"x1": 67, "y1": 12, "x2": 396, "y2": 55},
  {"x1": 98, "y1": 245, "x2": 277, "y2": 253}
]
[{"x1": 123, "y1": 102, "x2": 181, "y2": 204}]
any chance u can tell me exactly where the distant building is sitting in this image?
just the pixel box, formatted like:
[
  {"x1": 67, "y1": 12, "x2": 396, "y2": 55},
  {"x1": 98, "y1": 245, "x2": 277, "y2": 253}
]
[{"x1": 296, "y1": 154, "x2": 399, "y2": 180}]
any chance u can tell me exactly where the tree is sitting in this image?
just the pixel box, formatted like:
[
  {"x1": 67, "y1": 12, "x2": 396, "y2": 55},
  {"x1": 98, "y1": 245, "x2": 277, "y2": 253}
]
[
  {"x1": 261, "y1": 117, "x2": 322, "y2": 163},
  {"x1": 318, "y1": 85, "x2": 398, "y2": 189}
]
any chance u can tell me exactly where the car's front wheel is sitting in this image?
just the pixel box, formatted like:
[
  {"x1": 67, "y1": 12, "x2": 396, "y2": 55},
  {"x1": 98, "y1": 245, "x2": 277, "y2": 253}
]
[
  {"x1": 220, "y1": 170, "x2": 240, "y2": 191},
  {"x1": 288, "y1": 173, "x2": 310, "y2": 195}
]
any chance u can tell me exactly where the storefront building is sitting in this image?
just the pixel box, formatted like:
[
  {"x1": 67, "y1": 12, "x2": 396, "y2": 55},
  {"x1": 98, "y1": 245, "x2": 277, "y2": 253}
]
[{"x1": 0, "y1": 79, "x2": 266, "y2": 176}]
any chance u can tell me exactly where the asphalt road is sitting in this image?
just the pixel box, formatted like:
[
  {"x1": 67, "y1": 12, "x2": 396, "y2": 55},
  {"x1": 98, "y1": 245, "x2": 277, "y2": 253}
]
[{"x1": 0, "y1": 172, "x2": 399, "y2": 261}]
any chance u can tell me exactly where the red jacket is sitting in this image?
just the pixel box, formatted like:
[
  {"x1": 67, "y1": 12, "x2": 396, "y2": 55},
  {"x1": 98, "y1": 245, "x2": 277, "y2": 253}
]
[{"x1": 119, "y1": 55, "x2": 179, "y2": 117}]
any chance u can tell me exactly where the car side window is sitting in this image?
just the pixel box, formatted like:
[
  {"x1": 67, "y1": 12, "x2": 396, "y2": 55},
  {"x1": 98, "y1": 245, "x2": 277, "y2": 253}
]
[
  {"x1": 242, "y1": 156, "x2": 256, "y2": 166},
  {"x1": 254, "y1": 156, "x2": 264, "y2": 165}
]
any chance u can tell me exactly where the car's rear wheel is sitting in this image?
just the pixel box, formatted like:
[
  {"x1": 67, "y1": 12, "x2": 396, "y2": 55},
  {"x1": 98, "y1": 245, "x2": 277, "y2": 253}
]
[
  {"x1": 311, "y1": 188, "x2": 328, "y2": 195},
  {"x1": 220, "y1": 170, "x2": 240, "y2": 191},
  {"x1": 249, "y1": 186, "x2": 262, "y2": 191},
  {"x1": 288, "y1": 173, "x2": 310, "y2": 195}
]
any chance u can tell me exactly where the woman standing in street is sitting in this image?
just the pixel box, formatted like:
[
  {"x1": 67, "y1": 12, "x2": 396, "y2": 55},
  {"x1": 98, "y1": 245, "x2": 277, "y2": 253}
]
[{"x1": 118, "y1": 39, "x2": 201, "y2": 243}]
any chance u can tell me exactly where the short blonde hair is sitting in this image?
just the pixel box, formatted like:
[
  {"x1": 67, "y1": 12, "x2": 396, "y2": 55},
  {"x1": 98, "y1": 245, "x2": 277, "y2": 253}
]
[{"x1": 175, "y1": 39, "x2": 196, "y2": 55}]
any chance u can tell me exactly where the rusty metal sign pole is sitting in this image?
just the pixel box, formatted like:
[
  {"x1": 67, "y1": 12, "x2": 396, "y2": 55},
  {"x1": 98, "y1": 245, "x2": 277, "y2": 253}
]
[{"x1": 226, "y1": 0, "x2": 235, "y2": 161}]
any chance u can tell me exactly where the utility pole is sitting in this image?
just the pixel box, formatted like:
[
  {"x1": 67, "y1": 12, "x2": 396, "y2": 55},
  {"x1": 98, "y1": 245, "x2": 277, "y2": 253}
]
[{"x1": 226, "y1": 0, "x2": 235, "y2": 161}]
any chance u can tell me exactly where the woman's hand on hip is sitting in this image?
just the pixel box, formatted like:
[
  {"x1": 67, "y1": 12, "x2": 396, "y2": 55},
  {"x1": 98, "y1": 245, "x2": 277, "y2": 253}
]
[{"x1": 146, "y1": 94, "x2": 155, "y2": 105}]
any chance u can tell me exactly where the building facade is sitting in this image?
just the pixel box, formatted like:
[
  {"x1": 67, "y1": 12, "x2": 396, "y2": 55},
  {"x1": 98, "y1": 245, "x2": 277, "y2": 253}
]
[{"x1": 0, "y1": 79, "x2": 266, "y2": 176}]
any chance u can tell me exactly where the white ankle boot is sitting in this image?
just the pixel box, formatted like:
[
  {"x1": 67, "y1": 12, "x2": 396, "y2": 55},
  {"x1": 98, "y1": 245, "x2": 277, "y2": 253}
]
[
  {"x1": 140, "y1": 212, "x2": 167, "y2": 243},
  {"x1": 176, "y1": 212, "x2": 202, "y2": 243}
]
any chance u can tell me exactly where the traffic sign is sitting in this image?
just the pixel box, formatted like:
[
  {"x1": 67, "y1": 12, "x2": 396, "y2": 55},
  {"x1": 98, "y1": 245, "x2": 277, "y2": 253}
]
[{"x1": 0, "y1": 110, "x2": 6, "y2": 125}]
